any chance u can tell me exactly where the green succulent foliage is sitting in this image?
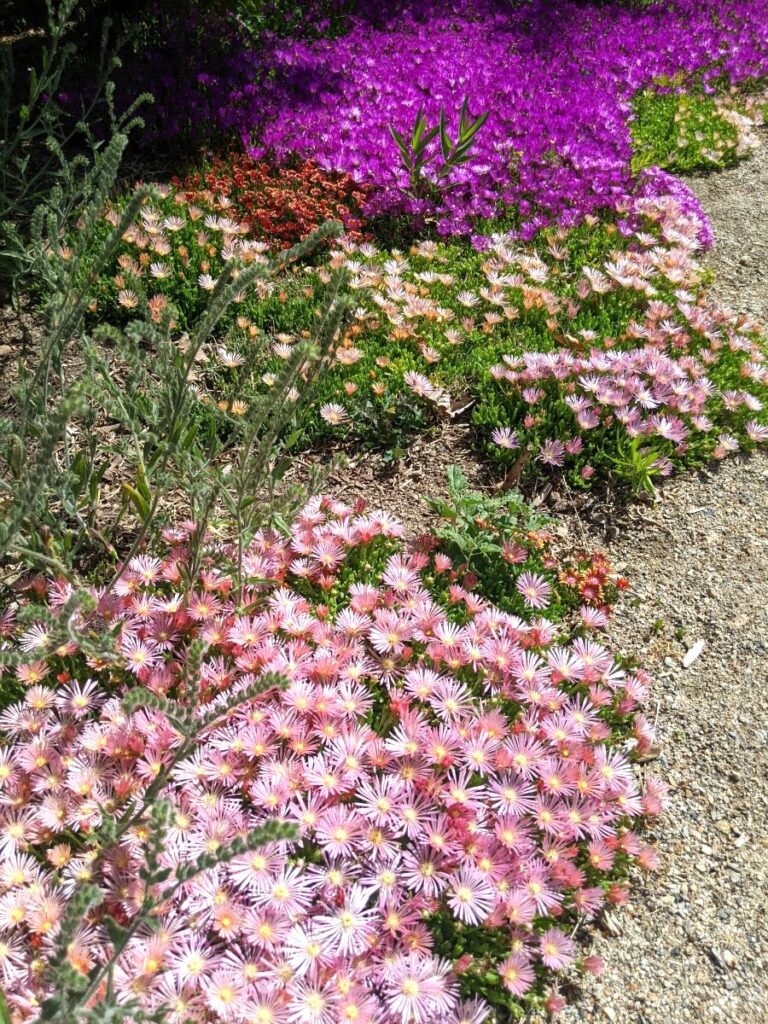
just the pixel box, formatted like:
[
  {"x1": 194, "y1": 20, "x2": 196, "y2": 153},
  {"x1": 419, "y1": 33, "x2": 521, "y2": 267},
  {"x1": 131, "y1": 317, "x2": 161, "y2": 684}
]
[
  {"x1": 630, "y1": 87, "x2": 742, "y2": 172},
  {"x1": 427, "y1": 911, "x2": 542, "y2": 1020}
]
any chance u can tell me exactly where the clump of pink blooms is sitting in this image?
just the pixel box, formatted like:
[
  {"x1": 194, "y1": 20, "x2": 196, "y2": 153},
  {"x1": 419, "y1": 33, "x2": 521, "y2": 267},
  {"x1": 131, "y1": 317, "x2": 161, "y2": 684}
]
[
  {"x1": 487, "y1": 192, "x2": 768, "y2": 481},
  {"x1": 0, "y1": 498, "x2": 668, "y2": 1022}
]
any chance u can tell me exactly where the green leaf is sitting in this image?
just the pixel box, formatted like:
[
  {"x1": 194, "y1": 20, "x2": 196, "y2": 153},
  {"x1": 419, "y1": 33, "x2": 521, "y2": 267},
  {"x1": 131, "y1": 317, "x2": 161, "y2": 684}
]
[
  {"x1": 446, "y1": 464, "x2": 468, "y2": 496},
  {"x1": 121, "y1": 483, "x2": 150, "y2": 525},
  {"x1": 7, "y1": 435, "x2": 24, "y2": 479},
  {"x1": 426, "y1": 499, "x2": 456, "y2": 519},
  {"x1": 462, "y1": 109, "x2": 490, "y2": 143},
  {"x1": 411, "y1": 108, "x2": 427, "y2": 149},
  {"x1": 439, "y1": 106, "x2": 453, "y2": 162},
  {"x1": 0, "y1": 988, "x2": 12, "y2": 1024},
  {"x1": 388, "y1": 124, "x2": 413, "y2": 169},
  {"x1": 459, "y1": 96, "x2": 470, "y2": 136},
  {"x1": 104, "y1": 915, "x2": 129, "y2": 947},
  {"x1": 38, "y1": 995, "x2": 61, "y2": 1022},
  {"x1": 414, "y1": 123, "x2": 440, "y2": 158}
]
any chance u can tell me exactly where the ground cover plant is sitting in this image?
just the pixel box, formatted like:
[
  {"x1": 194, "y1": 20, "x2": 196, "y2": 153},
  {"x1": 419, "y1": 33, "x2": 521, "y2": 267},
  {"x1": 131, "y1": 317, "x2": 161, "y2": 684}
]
[
  {"x1": 90, "y1": 177, "x2": 768, "y2": 492},
  {"x1": 630, "y1": 85, "x2": 762, "y2": 173},
  {"x1": 174, "y1": 155, "x2": 371, "y2": 249},
  {"x1": 220, "y1": 0, "x2": 768, "y2": 236},
  {"x1": 0, "y1": 494, "x2": 666, "y2": 1022}
]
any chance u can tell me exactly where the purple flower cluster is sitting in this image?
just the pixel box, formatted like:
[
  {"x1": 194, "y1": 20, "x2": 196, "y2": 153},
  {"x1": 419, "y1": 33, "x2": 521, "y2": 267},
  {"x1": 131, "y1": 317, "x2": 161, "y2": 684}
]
[{"x1": 239, "y1": 0, "x2": 768, "y2": 235}]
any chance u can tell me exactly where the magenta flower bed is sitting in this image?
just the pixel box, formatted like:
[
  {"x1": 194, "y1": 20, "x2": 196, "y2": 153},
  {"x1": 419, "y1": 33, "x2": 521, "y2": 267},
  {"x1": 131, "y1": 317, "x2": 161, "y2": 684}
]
[{"x1": 238, "y1": 0, "x2": 768, "y2": 236}]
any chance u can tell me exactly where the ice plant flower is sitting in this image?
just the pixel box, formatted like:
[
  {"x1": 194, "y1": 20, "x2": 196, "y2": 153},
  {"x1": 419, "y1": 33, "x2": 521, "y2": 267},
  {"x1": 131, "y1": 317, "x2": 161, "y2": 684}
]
[{"x1": 0, "y1": 497, "x2": 667, "y2": 1020}]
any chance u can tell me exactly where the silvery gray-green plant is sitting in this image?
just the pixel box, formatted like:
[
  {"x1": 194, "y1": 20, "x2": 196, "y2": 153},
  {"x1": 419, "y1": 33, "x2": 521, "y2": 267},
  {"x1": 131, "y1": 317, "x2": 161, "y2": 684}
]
[
  {"x1": 0, "y1": 0, "x2": 150, "y2": 296},
  {"x1": 0, "y1": 170, "x2": 351, "y2": 580}
]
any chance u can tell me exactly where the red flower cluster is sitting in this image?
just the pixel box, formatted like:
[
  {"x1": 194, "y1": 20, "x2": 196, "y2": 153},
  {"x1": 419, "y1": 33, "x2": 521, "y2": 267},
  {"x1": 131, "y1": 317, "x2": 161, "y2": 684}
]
[
  {"x1": 559, "y1": 552, "x2": 627, "y2": 606},
  {"x1": 174, "y1": 155, "x2": 372, "y2": 247}
]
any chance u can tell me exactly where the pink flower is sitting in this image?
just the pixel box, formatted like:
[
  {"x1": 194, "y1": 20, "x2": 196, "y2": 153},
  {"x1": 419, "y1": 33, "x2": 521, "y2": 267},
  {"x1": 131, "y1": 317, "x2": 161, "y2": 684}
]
[
  {"x1": 384, "y1": 952, "x2": 457, "y2": 1024},
  {"x1": 119, "y1": 633, "x2": 161, "y2": 675},
  {"x1": 516, "y1": 571, "x2": 552, "y2": 609},
  {"x1": 491, "y1": 427, "x2": 520, "y2": 449},
  {"x1": 539, "y1": 928, "x2": 576, "y2": 970},
  {"x1": 583, "y1": 954, "x2": 605, "y2": 975},
  {"x1": 0, "y1": 494, "x2": 659, "y2": 1021},
  {"x1": 499, "y1": 952, "x2": 534, "y2": 996},
  {"x1": 537, "y1": 438, "x2": 566, "y2": 466},
  {"x1": 446, "y1": 868, "x2": 496, "y2": 925}
]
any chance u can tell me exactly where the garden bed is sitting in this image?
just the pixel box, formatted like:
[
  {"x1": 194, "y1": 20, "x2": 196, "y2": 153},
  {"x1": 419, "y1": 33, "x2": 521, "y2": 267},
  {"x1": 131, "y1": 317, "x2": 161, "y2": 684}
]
[{"x1": 1, "y1": 3, "x2": 768, "y2": 1023}]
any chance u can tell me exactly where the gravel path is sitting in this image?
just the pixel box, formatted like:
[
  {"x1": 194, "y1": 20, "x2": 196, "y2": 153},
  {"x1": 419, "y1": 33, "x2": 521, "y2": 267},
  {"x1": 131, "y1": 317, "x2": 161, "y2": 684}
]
[
  {"x1": 558, "y1": 454, "x2": 768, "y2": 1024},
  {"x1": 556, "y1": 138, "x2": 768, "y2": 1024},
  {"x1": 686, "y1": 131, "x2": 768, "y2": 323}
]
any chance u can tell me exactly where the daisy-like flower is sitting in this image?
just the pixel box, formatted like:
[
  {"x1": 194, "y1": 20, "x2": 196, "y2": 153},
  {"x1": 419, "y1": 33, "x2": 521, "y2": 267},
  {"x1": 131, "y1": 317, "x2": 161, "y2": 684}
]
[
  {"x1": 314, "y1": 807, "x2": 362, "y2": 858},
  {"x1": 15, "y1": 659, "x2": 49, "y2": 685},
  {"x1": 186, "y1": 591, "x2": 223, "y2": 621},
  {"x1": 420, "y1": 345, "x2": 441, "y2": 364},
  {"x1": 119, "y1": 634, "x2": 161, "y2": 675},
  {"x1": 446, "y1": 867, "x2": 496, "y2": 925},
  {"x1": 284, "y1": 924, "x2": 332, "y2": 978},
  {"x1": 539, "y1": 927, "x2": 575, "y2": 969},
  {"x1": 746, "y1": 420, "x2": 768, "y2": 442},
  {"x1": 385, "y1": 952, "x2": 457, "y2": 1024},
  {"x1": 18, "y1": 623, "x2": 52, "y2": 652},
  {"x1": 286, "y1": 978, "x2": 338, "y2": 1024},
  {"x1": 0, "y1": 934, "x2": 27, "y2": 983},
  {"x1": 403, "y1": 371, "x2": 433, "y2": 399},
  {"x1": 55, "y1": 679, "x2": 102, "y2": 718},
  {"x1": 202, "y1": 970, "x2": 247, "y2": 1018},
  {"x1": 0, "y1": 750, "x2": 19, "y2": 792},
  {"x1": 216, "y1": 347, "x2": 245, "y2": 368},
  {"x1": 498, "y1": 952, "x2": 535, "y2": 996},
  {"x1": 537, "y1": 438, "x2": 566, "y2": 466},
  {"x1": 491, "y1": 427, "x2": 519, "y2": 450},
  {"x1": 253, "y1": 866, "x2": 315, "y2": 918},
  {"x1": 320, "y1": 403, "x2": 348, "y2": 426},
  {"x1": 314, "y1": 885, "x2": 376, "y2": 956},
  {"x1": 369, "y1": 609, "x2": 413, "y2": 655},
  {"x1": 516, "y1": 571, "x2": 552, "y2": 609},
  {"x1": 117, "y1": 289, "x2": 140, "y2": 310},
  {"x1": 128, "y1": 554, "x2": 163, "y2": 584}
]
